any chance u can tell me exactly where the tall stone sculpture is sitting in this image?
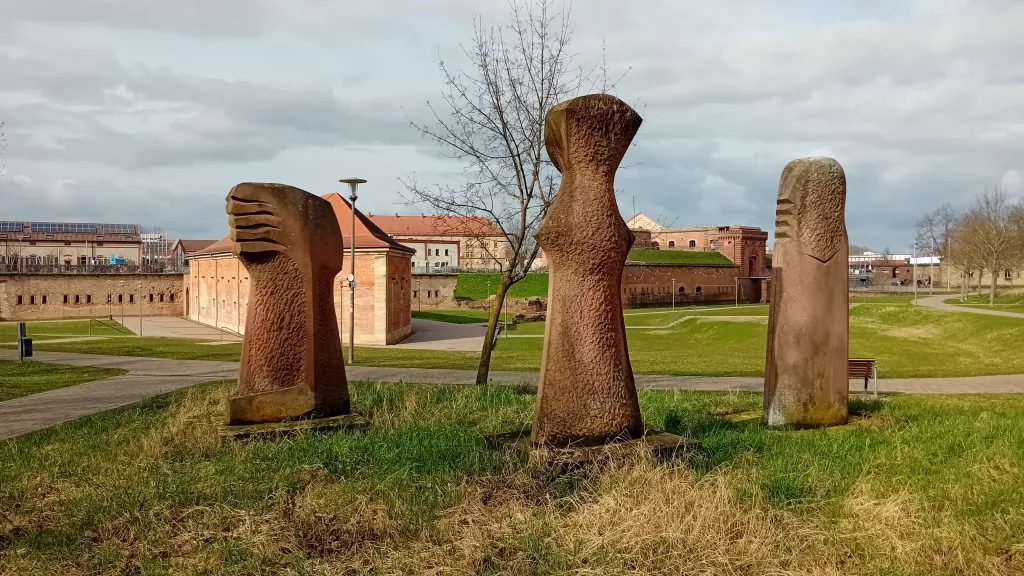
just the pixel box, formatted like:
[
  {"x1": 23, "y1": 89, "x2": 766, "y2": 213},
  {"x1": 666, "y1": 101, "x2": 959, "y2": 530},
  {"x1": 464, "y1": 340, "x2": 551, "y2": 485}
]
[
  {"x1": 226, "y1": 183, "x2": 350, "y2": 425},
  {"x1": 763, "y1": 157, "x2": 849, "y2": 429},
  {"x1": 532, "y1": 94, "x2": 644, "y2": 447}
]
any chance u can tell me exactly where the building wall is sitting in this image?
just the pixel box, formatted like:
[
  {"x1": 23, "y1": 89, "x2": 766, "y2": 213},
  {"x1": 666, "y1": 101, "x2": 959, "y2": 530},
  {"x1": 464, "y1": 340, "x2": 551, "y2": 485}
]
[
  {"x1": 391, "y1": 234, "x2": 506, "y2": 271},
  {"x1": 189, "y1": 249, "x2": 411, "y2": 345},
  {"x1": 621, "y1": 263, "x2": 748, "y2": 307},
  {"x1": 411, "y1": 273, "x2": 459, "y2": 308},
  {"x1": 1, "y1": 240, "x2": 141, "y2": 267},
  {"x1": 0, "y1": 273, "x2": 183, "y2": 321}
]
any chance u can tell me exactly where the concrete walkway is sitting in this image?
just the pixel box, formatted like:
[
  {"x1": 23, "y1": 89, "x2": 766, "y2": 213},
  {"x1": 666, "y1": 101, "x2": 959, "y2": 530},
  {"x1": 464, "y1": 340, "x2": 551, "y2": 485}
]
[
  {"x1": 116, "y1": 316, "x2": 243, "y2": 341},
  {"x1": 6, "y1": 349, "x2": 1024, "y2": 441},
  {"x1": 916, "y1": 294, "x2": 1024, "y2": 319},
  {"x1": 391, "y1": 319, "x2": 487, "y2": 351}
]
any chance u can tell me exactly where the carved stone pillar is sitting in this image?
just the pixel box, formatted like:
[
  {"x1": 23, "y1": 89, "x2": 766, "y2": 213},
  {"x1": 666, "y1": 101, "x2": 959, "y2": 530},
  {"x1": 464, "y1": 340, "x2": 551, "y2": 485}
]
[
  {"x1": 226, "y1": 183, "x2": 349, "y2": 425},
  {"x1": 532, "y1": 94, "x2": 644, "y2": 447},
  {"x1": 763, "y1": 158, "x2": 849, "y2": 428}
]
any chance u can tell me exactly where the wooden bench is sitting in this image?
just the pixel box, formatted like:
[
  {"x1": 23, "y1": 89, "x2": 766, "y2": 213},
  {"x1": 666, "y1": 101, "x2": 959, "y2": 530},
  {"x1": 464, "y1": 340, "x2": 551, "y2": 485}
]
[{"x1": 848, "y1": 358, "x2": 878, "y2": 396}]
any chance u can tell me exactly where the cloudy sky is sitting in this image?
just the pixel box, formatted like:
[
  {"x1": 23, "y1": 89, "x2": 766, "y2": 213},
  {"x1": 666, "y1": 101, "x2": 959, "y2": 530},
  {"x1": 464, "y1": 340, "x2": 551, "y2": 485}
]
[{"x1": 1, "y1": 0, "x2": 1022, "y2": 251}]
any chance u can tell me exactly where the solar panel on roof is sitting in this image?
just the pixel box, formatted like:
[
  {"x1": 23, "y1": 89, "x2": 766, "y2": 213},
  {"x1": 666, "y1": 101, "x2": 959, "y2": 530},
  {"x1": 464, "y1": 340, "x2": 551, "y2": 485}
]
[
  {"x1": 0, "y1": 222, "x2": 22, "y2": 232},
  {"x1": 99, "y1": 224, "x2": 135, "y2": 234}
]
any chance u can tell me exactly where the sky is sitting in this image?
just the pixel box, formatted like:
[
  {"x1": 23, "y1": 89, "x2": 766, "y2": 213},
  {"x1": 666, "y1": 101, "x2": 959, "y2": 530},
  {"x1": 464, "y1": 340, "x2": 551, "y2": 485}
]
[{"x1": 1, "y1": 0, "x2": 1022, "y2": 252}]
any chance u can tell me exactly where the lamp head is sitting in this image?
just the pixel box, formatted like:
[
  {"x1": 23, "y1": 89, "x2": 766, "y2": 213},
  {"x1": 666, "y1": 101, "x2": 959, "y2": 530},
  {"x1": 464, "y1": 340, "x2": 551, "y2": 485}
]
[{"x1": 339, "y1": 178, "x2": 367, "y2": 201}]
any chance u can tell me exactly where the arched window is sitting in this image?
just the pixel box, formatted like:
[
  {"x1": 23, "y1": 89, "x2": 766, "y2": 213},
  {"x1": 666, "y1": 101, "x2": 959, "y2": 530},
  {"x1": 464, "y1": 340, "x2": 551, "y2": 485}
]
[
  {"x1": 668, "y1": 241, "x2": 675, "y2": 248},
  {"x1": 695, "y1": 285, "x2": 703, "y2": 294},
  {"x1": 688, "y1": 240, "x2": 696, "y2": 248},
  {"x1": 651, "y1": 242, "x2": 660, "y2": 250},
  {"x1": 678, "y1": 286, "x2": 685, "y2": 294}
]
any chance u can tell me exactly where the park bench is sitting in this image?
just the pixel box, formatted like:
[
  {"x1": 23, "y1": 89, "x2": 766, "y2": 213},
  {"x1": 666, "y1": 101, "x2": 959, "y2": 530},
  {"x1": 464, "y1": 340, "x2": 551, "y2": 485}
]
[{"x1": 848, "y1": 358, "x2": 878, "y2": 397}]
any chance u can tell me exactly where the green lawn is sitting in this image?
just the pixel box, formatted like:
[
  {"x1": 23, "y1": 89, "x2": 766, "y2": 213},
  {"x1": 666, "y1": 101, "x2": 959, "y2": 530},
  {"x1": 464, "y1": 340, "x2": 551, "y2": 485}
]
[
  {"x1": 0, "y1": 319, "x2": 133, "y2": 342},
  {"x1": 3, "y1": 381, "x2": 1024, "y2": 573},
  {"x1": 412, "y1": 309, "x2": 491, "y2": 324},
  {"x1": 945, "y1": 292, "x2": 1024, "y2": 306},
  {"x1": 455, "y1": 272, "x2": 549, "y2": 300},
  {"x1": 626, "y1": 249, "x2": 736, "y2": 266},
  {"x1": 26, "y1": 305, "x2": 1024, "y2": 379},
  {"x1": 849, "y1": 294, "x2": 918, "y2": 304},
  {"x1": 0, "y1": 360, "x2": 127, "y2": 402}
]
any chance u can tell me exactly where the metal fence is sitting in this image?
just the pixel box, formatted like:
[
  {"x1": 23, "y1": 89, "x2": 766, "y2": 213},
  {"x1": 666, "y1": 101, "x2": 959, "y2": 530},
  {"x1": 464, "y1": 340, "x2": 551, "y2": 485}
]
[{"x1": 0, "y1": 263, "x2": 189, "y2": 275}]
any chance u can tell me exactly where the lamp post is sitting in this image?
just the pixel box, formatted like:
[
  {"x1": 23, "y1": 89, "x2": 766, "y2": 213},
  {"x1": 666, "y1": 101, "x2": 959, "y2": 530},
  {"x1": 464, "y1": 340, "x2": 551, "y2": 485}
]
[
  {"x1": 119, "y1": 280, "x2": 125, "y2": 326},
  {"x1": 340, "y1": 178, "x2": 367, "y2": 364},
  {"x1": 913, "y1": 239, "x2": 918, "y2": 305},
  {"x1": 138, "y1": 281, "x2": 144, "y2": 338},
  {"x1": 671, "y1": 278, "x2": 676, "y2": 309}
]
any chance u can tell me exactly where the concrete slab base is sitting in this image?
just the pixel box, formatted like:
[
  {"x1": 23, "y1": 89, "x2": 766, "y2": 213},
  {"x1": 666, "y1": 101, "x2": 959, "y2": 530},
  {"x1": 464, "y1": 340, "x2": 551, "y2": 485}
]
[{"x1": 218, "y1": 413, "x2": 370, "y2": 442}]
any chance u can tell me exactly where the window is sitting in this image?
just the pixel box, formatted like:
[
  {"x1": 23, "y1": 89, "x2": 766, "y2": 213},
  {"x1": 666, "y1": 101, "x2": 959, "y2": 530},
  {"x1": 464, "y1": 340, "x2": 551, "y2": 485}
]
[
  {"x1": 80, "y1": 255, "x2": 88, "y2": 266},
  {"x1": 445, "y1": 249, "x2": 449, "y2": 256},
  {"x1": 130, "y1": 294, "x2": 135, "y2": 304},
  {"x1": 679, "y1": 286, "x2": 685, "y2": 293},
  {"x1": 87, "y1": 295, "x2": 92, "y2": 304},
  {"x1": 75, "y1": 295, "x2": 80, "y2": 304},
  {"x1": 42, "y1": 295, "x2": 48, "y2": 305},
  {"x1": 149, "y1": 293, "x2": 154, "y2": 303},
  {"x1": 159, "y1": 294, "x2": 164, "y2": 302},
  {"x1": 118, "y1": 294, "x2": 123, "y2": 303},
  {"x1": 434, "y1": 262, "x2": 441, "y2": 268},
  {"x1": 1006, "y1": 270, "x2": 1013, "y2": 280},
  {"x1": 695, "y1": 286, "x2": 703, "y2": 294},
  {"x1": 652, "y1": 242, "x2": 660, "y2": 249},
  {"x1": 63, "y1": 295, "x2": 69, "y2": 304},
  {"x1": 17, "y1": 295, "x2": 23, "y2": 305},
  {"x1": 689, "y1": 240, "x2": 696, "y2": 248},
  {"x1": 30, "y1": 295, "x2": 37, "y2": 305},
  {"x1": 435, "y1": 249, "x2": 440, "y2": 256},
  {"x1": 413, "y1": 290, "x2": 419, "y2": 298},
  {"x1": 668, "y1": 241, "x2": 675, "y2": 248},
  {"x1": 411, "y1": 262, "x2": 416, "y2": 267},
  {"x1": 28, "y1": 254, "x2": 38, "y2": 265},
  {"x1": 169, "y1": 293, "x2": 175, "y2": 303}
]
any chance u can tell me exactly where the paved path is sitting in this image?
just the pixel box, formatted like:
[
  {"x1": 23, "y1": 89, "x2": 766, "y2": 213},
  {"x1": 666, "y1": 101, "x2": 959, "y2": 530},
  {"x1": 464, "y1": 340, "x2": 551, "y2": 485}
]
[
  {"x1": 6, "y1": 349, "x2": 1024, "y2": 440},
  {"x1": 0, "y1": 350, "x2": 238, "y2": 441},
  {"x1": 116, "y1": 316, "x2": 243, "y2": 341},
  {"x1": 390, "y1": 319, "x2": 487, "y2": 351},
  {"x1": 916, "y1": 294, "x2": 1024, "y2": 319}
]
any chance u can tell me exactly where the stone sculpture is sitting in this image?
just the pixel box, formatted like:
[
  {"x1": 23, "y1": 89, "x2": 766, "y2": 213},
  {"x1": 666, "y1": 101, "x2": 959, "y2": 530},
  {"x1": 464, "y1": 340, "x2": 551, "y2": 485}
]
[
  {"x1": 226, "y1": 183, "x2": 349, "y2": 425},
  {"x1": 532, "y1": 94, "x2": 645, "y2": 447},
  {"x1": 763, "y1": 157, "x2": 849, "y2": 428}
]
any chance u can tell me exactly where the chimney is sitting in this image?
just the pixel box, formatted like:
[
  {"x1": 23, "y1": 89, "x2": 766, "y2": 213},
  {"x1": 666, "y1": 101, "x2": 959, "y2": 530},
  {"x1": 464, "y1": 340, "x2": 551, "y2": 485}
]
[{"x1": 395, "y1": 213, "x2": 399, "y2": 217}]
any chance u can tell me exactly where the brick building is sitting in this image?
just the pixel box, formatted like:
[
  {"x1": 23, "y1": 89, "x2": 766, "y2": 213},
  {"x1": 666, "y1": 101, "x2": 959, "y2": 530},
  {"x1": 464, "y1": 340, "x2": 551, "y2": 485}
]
[
  {"x1": 0, "y1": 221, "x2": 142, "y2": 271},
  {"x1": 367, "y1": 213, "x2": 507, "y2": 272},
  {"x1": 0, "y1": 273, "x2": 183, "y2": 321},
  {"x1": 186, "y1": 193, "x2": 415, "y2": 345},
  {"x1": 170, "y1": 239, "x2": 217, "y2": 270}
]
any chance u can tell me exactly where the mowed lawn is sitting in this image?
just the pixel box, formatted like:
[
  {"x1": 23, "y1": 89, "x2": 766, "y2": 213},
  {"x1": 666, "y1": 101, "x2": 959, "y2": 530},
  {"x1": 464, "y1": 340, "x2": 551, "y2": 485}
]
[
  {"x1": 24, "y1": 304, "x2": 1024, "y2": 378},
  {"x1": 0, "y1": 360, "x2": 127, "y2": 402},
  {"x1": 0, "y1": 319, "x2": 133, "y2": 342},
  {"x1": 3, "y1": 381, "x2": 1024, "y2": 573}
]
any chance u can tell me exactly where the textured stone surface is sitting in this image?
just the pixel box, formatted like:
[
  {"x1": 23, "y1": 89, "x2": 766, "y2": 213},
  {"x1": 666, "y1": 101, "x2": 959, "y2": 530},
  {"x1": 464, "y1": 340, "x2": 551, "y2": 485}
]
[
  {"x1": 763, "y1": 157, "x2": 849, "y2": 428},
  {"x1": 532, "y1": 94, "x2": 645, "y2": 447},
  {"x1": 226, "y1": 183, "x2": 349, "y2": 425}
]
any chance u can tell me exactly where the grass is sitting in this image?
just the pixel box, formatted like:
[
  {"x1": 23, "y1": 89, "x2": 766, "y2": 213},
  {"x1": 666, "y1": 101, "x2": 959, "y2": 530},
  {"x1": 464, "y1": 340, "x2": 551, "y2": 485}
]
[
  {"x1": 455, "y1": 272, "x2": 549, "y2": 300},
  {"x1": 850, "y1": 294, "x2": 918, "y2": 303},
  {"x1": 411, "y1": 309, "x2": 490, "y2": 324},
  {"x1": 945, "y1": 292, "x2": 1024, "y2": 313},
  {"x1": 26, "y1": 304, "x2": 1024, "y2": 379},
  {"x1": 0, "y1": 360, "x2": 127, "y2": 402},
  {"x1": 626, "y1": 249, "x2": 736, "y2": 266},
  {"x1": 4, "y1": 381, "x2": 1024, "y2": 573},
  {"x1": 0, "y1": 319, "x2": 134, "y2": 342}
]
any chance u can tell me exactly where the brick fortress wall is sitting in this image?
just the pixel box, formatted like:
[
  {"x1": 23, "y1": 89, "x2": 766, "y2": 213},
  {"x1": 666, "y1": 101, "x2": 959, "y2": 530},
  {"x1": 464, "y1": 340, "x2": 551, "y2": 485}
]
[{"x1": 0, "y1": 273, "x2": 183, "y2": 321}]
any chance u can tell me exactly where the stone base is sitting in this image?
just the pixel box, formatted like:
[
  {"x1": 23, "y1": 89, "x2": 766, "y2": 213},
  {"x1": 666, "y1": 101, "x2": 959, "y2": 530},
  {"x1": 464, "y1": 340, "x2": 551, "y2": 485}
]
[
  {"x1": 486, "y1": 428, "x2": 698, "y2": 467},
  {"x1": 219, "y1": 413, "x2": 370, "y2": 442}
]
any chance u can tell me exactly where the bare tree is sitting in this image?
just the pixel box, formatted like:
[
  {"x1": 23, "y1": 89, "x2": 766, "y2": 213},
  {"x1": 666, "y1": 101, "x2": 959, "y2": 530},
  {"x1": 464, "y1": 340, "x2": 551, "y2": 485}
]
[
  {"x1": 849, "y1": 244, "x2": 872, "y2": 256},
  {"x1": 956, "y1": 187, "x2": 1022, "y2": 305},
  {"x1": 402, "y1": 0, "x2": 591, "y2": 384}
]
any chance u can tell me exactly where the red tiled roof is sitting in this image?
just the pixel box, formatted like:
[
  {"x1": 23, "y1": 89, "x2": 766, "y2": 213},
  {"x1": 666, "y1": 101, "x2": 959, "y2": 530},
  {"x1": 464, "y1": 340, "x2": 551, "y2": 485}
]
[
  {"x1": 193, "y1": 192, "x2": 414, "y2": 256},
  {"x1": 176, "y1": 239, "x2": 218, "y2": 254},
  {"x1": 368, "y1": 213, "x2": 502, "y2": 237}
]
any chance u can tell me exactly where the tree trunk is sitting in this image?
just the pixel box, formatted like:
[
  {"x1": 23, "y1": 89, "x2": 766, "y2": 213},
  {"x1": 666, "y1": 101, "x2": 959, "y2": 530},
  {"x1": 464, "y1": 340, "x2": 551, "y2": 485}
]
[
  {"x1": 476, "y1": 281, "x2": 510, "y2": 384},
  {"x1": 990, "y1": 259, "x2": 998, "y2": 306}
]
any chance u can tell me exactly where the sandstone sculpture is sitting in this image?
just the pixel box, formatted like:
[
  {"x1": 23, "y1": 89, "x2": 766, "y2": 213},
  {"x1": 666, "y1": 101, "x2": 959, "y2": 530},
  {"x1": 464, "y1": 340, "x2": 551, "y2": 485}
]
[
  {"x1": 532, "y1": 94, "x2": 645, "y2": 447},
  {"x1": 226, "y1": 183, "x2": 349, "y2": 425},
  {"x1": 763, "y1": 157, "x2": 849, "y2": 428}
]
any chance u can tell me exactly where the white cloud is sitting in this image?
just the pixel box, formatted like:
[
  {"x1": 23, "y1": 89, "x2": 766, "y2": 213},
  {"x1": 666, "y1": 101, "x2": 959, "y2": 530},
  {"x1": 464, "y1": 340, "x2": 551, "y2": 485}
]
[{"x1": 0, "y1": 0, "x2": 1021, "y2": 248}]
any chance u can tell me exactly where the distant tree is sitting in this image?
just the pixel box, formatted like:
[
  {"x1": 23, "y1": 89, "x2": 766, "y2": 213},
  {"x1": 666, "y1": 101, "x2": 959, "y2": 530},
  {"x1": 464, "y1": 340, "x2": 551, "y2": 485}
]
[
  {"x1": 848, "y1": 244, "x2": 872, "y2": 256},
  {"x1": 954, "y1": 188, "x2": 1023, "y2": 305},
  {"x1": 403, "y1": 0, "x2": 602, "y2": 384},
  {"x1": 881, "y1": 246, "x2": 893, "y2": 262}
]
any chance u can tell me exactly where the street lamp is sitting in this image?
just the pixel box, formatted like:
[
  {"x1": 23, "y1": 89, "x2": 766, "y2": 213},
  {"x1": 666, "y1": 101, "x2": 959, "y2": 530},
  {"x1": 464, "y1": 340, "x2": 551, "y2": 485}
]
[
  {"x1": 340, "y1": 177, "x2": 367, "y2": 365},
  {"x1": 671, "y1": 278, "x2": 676, "y2": 309},
  {"x1": 138, "y1": 281, "x2": 144, "y2": 338}
]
